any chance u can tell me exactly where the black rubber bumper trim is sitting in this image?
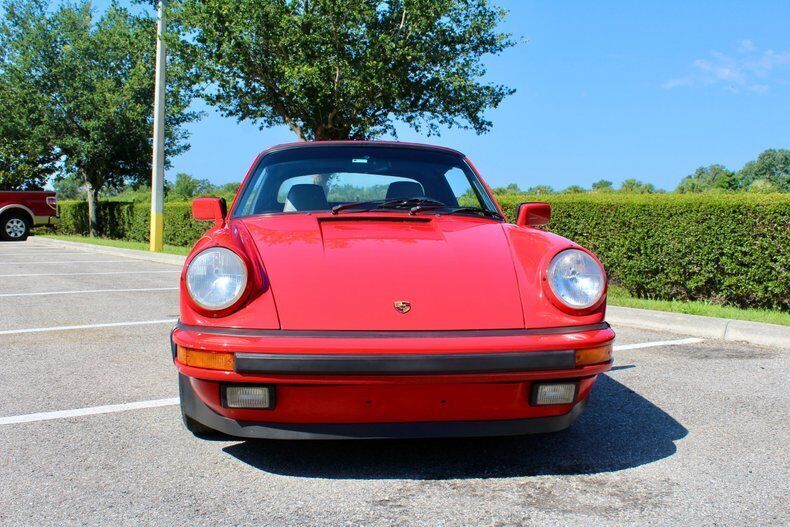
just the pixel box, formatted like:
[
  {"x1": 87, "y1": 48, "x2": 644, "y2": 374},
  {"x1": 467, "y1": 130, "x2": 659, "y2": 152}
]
[
  {"x1": 234, "y1": 350, "x2": 575, "y2": 375},
  {"x1": 176, "y1": 322, "x2": 610, "y2": 339},
  {"x1": 178, "y1": 374, "x2": 588, "y2": 440}
]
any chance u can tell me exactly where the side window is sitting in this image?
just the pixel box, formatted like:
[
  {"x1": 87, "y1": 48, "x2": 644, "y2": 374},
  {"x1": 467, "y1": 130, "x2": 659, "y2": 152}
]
[
  {"x1": 238, "y1": 167, "x2": 268, "y2": 216},
  {"x1": 444, "y1": 167, "x2": 479, "y2": 207}
]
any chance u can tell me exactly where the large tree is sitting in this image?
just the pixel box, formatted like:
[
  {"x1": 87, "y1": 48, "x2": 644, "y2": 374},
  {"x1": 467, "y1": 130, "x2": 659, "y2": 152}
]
[
  {"x1": 0, "y1": 76, "x2": 58, "y2": 190},
  {"x1": 676, "y1": 164, "x2": 739, "y2": 193},
  {"x1": 0, "y1": 0, "x2": 197, "y2": 235},
  {"x1": 619, "y1": 178, "x2": 657, "y2": 194},
  {"x1": 170, "y1": 172, "x2": 214, "y2": 200},
  {"x1": 170, "y1": 0, "x2": 515, "y2": 141},
  {"x1": 591, "y1": 179, "x2": 614, "y2": 192},
  {"x1": 737, "y1": 149, "x2": 789, "y2": 193}
]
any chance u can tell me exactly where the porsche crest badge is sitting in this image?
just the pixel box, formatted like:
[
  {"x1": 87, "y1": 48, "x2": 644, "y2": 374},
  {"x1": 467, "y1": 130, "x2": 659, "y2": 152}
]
[{"x1": 394, "y1": 300, "x2": 411, "y2": 314}]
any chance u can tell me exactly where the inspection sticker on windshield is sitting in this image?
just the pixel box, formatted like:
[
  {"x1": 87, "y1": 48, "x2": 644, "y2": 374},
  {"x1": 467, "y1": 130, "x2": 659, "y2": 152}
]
[{"x1": 352, "y1": 158, "x2": 368, "y2": 163}]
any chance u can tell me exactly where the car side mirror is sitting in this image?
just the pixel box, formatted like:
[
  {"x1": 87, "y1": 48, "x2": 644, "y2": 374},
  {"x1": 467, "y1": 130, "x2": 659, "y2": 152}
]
[
  {"x1": 192, "y1": 197, "x2": 227, "y2": 227},
  {"x1": 516, "y1": 202, "x2": 551, "y2": 227}
]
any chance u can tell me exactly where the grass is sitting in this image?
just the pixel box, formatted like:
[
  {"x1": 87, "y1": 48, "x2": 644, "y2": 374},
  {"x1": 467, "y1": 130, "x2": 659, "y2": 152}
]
[
  {"x1": 607, "y1": 284, "x2": 789, "y2": 326},
  {"x1": 32, "y1": 233, "x2": 789, "y2": 326},
  {"x1": 35, "y1": 233, "x2": 191, "y2": 256}
]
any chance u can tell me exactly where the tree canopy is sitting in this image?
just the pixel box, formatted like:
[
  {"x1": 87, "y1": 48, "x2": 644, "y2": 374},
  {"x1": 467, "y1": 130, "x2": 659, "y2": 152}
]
[
  {"x1": 675, "y1": 149, "x2": 788, "y2": 194},
  {"x1": 738, "y1": 149, "x2": 789, "y2": 192},
  {"x1": 0, "y1": 0, "x2": 197, "y2": 234},
  {"x1": 591, "y1": 179, "x2": 614, "y2": 192},
  {"x1": 170, "y1": 0, "x2": 515, "y2": 141},
  {"x1": 0, "y1": 74, "x2": 58, "y2": 190},
  {"x1": 676, "y1": 164, "x2": 738, "y2": 193},
  {"x1": 619, "y1": 178, "x2": 657, "y2": 194}
]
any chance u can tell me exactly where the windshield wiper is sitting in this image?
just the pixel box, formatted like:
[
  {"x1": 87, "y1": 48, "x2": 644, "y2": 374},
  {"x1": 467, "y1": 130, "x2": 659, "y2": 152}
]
[
  {"x1": 332, "y1": 197, "x2": 445, "y2": 215},
  {"x1": 406, "y1": 203, "x2": 503, "y2": 219},
  {"x1": 443, "y1": 207, "x2": 504, "y2": 219},
  {"x1": 331, "y1": 199, "x2": 390, "y2": 214}
]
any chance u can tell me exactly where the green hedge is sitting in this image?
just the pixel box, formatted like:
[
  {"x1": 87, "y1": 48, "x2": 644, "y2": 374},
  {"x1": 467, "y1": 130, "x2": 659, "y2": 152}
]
[
  {"x1": 497, "y1": 193, "x2": 789, "y2": 310},
  {"x1": 55, "y1": 200, "x2": 206, "y2": 247},
  {"x1": 54, "y1": 194, "x2": 790, "y2": 310}
]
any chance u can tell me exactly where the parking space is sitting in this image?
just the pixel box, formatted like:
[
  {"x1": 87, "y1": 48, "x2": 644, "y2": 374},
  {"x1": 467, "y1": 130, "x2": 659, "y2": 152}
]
[{"x1": 0, "y1": 239, "x2": 787, "y2": 526}]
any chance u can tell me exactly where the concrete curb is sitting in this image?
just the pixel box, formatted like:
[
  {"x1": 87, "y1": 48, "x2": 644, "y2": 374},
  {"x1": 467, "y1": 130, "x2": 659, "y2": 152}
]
[
  {"x1": 607, "y1": 306, "x2": 788, "y2": 350},
  {"x1": 28, "y1": 236, "x2": 186, "y2": 266},
  {"x1": 24, "y1": 236, "x2": 790, "y2": 350}
]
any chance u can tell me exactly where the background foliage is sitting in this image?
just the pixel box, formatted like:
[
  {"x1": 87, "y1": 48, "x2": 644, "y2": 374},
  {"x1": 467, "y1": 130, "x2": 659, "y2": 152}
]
[
  {"x1": 170, "y1": 0, "x2": 515, "y2": 140},
  {"x1": 0, "y1": 0, "x2": 197, "y2": 234},
  {"x1": 52, "y1": 192, "x2": 789, "y2": 310}
]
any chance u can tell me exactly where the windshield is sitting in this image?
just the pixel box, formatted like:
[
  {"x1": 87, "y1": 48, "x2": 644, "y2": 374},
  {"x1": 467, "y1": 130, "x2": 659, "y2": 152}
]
[{"x1": 232, "y1": 145, "x2": 498, "y2": 217}]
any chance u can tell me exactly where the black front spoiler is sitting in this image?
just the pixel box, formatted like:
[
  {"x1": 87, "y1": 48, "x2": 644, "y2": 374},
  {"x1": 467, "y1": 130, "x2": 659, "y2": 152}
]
[{"x1": 179, "y1": 374, "x2": 588, "y2": 440}]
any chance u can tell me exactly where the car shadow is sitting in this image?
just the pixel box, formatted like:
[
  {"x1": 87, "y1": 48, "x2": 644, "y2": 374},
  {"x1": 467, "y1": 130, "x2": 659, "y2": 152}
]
[{"x1": 222, "y1": 373, "x2": 687, "y2": 479}]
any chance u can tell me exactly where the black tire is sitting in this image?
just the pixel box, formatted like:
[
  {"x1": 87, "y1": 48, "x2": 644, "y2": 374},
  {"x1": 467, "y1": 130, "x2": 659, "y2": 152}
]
[
  {"x1": 179, "y1": 382, "x2": 221, "y2": 437},
  {"x1": 182, "y1": 411, "x2": 219, "y2": 437},
  {"x1": 0, "y1": 211, "x2": 31, "y2": 242}
]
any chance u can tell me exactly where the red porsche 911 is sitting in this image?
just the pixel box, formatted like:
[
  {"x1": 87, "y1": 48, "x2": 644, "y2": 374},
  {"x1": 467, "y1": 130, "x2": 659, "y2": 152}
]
[{"x1": 172, "y1": 141, "x2": 615, "y2": 439}]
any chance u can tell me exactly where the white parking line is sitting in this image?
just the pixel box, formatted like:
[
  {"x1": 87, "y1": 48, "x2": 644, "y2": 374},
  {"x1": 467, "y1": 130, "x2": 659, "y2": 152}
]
[
  {"x1": 0, "y1": 251, "x2": 84, "y2": 255},
  {"x1": 0, "y1": 398, "x2": 179, "y2": 425},
  {"x1": 0, "y1": 260, "x2": 142, "y2": 265},
  {"x1": 0, "y1": 270, "x2": 179, "y2": 277},
  {"x1": 0, "y1": 287, "x2": 178, "y2": 298},
  {"x1": 0, "y1": 247, "x2": 80, "y2": 251},
  {"x1": 614, "y1": 337, "x2": 704, "y2": 350},
  {"x1": 0, "y1": 318, "x2": 177, "y2": 336},
  {"x1": 0, "y1": 336, "x2": 707, "y2": 426}
]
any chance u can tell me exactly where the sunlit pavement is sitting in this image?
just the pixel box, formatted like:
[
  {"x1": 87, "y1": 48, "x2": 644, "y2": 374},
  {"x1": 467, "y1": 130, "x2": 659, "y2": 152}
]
[{"x1": 0, "y1": 238, "x2": 787, "y2": 527}]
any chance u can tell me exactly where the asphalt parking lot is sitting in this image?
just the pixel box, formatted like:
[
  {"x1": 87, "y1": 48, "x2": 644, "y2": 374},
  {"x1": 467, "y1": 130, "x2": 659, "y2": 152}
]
[{"x1": 0, "y1": 239, "x2": 787, "y2": 527}]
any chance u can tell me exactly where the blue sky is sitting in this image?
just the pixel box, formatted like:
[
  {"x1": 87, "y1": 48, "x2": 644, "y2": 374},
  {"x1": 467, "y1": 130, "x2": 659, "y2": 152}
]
[{"x1": 98, "y1": 0, "x2": 790, "y2": 191}]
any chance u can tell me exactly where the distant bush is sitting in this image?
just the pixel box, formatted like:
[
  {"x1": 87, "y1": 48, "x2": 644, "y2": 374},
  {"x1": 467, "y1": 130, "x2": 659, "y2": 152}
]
[{"x1": 53, "y1": 193, "x2": 789, "y2": 310}]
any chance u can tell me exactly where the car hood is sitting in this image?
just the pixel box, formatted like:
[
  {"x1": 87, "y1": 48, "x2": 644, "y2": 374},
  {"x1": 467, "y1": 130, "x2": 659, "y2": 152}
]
[{"x1": 240, "y1": 214, "x2": 525, "y2": 330}]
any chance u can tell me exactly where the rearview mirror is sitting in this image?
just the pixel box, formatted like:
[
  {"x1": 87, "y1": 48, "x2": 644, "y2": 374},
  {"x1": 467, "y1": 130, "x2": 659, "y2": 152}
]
[
  {"x1": 192, "y1": 197, "x2": 227, "y2": 227},
  {"x1": 516, "y1": 202, "x2": 551, "y2": 227}
]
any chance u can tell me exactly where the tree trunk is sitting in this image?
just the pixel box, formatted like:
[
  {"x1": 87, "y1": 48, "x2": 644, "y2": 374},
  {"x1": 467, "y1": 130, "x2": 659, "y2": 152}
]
[{"x1": 86, "y1": 182, "x2": 99, "y2": 238}]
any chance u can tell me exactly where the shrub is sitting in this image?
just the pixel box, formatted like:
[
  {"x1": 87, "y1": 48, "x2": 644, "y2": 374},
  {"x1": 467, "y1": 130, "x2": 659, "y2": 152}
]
[
  {"x1": 55, "y1": 200, "x2": 207, "y2": 247},
  {"x1": 53, "y1": 193, "x2": 789, "y2": 310},
  {"x1": 497, "y1": 193, "x2": 789, "y2": 310},
  {"x1": 55, "y1": 200, "x2": 135, "y2": 239}
]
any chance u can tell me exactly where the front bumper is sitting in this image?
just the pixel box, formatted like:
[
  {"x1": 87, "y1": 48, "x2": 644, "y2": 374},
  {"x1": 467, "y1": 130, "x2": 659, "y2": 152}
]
[
  {"x1": 179, "y1": 373, "x2": 589, "y2": 439},
  {"x1": 173, "y1": 322, "x2": 614, "y2": 439}
]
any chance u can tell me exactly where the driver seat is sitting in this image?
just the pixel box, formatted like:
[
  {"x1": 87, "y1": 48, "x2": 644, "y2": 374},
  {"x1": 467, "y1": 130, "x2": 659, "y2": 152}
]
[
  {"x1": 284, "y1": 184, "x2": 329, "y2": 212},
  {"x1": 386, "y1": 181, "x2": 425, "y2": 200}
]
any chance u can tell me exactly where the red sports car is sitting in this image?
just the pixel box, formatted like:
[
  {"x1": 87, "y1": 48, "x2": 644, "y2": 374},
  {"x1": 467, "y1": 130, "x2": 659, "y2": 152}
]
[{"x1": 172, "y1": 141, "x2": 614, "y2": 439}]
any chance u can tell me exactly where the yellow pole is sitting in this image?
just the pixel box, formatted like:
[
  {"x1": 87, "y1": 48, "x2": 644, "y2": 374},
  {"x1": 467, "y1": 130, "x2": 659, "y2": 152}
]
[{"x1": 149, "y1": 0, "x2": 166, "y2": 252}]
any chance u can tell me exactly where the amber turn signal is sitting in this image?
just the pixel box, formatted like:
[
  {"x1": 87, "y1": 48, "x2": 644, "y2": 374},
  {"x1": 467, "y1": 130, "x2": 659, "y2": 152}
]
[
  {"x1": 575, "y1": 343, "x2": 613, "y2": 367},
  {"x1": 177, "y1": 346, "x2": 234, "y2": 371}
]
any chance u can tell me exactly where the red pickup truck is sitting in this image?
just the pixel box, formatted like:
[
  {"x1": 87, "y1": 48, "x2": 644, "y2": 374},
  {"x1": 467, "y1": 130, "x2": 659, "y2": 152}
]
[{"x1": 0, "y1": 191, "x2": 58, "y2": 241}]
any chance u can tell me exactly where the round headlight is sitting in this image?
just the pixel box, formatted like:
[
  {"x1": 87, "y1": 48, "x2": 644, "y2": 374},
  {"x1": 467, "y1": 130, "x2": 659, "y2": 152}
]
[
  {"x1": 547, "y1": 249, "x2": 605, "y2": 309},
  {"x1": 186, "y1": 247, "x2": 248, "y2": 311}
]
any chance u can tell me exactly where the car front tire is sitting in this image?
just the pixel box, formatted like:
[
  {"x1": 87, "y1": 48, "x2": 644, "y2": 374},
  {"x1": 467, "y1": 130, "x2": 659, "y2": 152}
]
[
  {"x1": 178, "y1": 380, "x2": 221, "y2": 437},
  {"x1": 0, "y1": 212, "x2": 31, "y2": 242}
]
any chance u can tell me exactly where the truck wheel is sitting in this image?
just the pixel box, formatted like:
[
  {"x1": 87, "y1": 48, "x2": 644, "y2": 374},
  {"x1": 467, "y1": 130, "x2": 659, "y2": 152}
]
[{"x1": 0, "y1": 212, "x2": 30, "y2": 241}]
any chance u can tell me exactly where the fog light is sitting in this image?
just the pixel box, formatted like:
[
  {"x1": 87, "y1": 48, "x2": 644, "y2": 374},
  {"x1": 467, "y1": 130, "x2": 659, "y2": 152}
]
[
  {"x1": 222, "y1": 385, "x2": 274, "y2": 409},
  {"x1": 533, "y1": 383, "x2": 576, "y2": 405}
]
